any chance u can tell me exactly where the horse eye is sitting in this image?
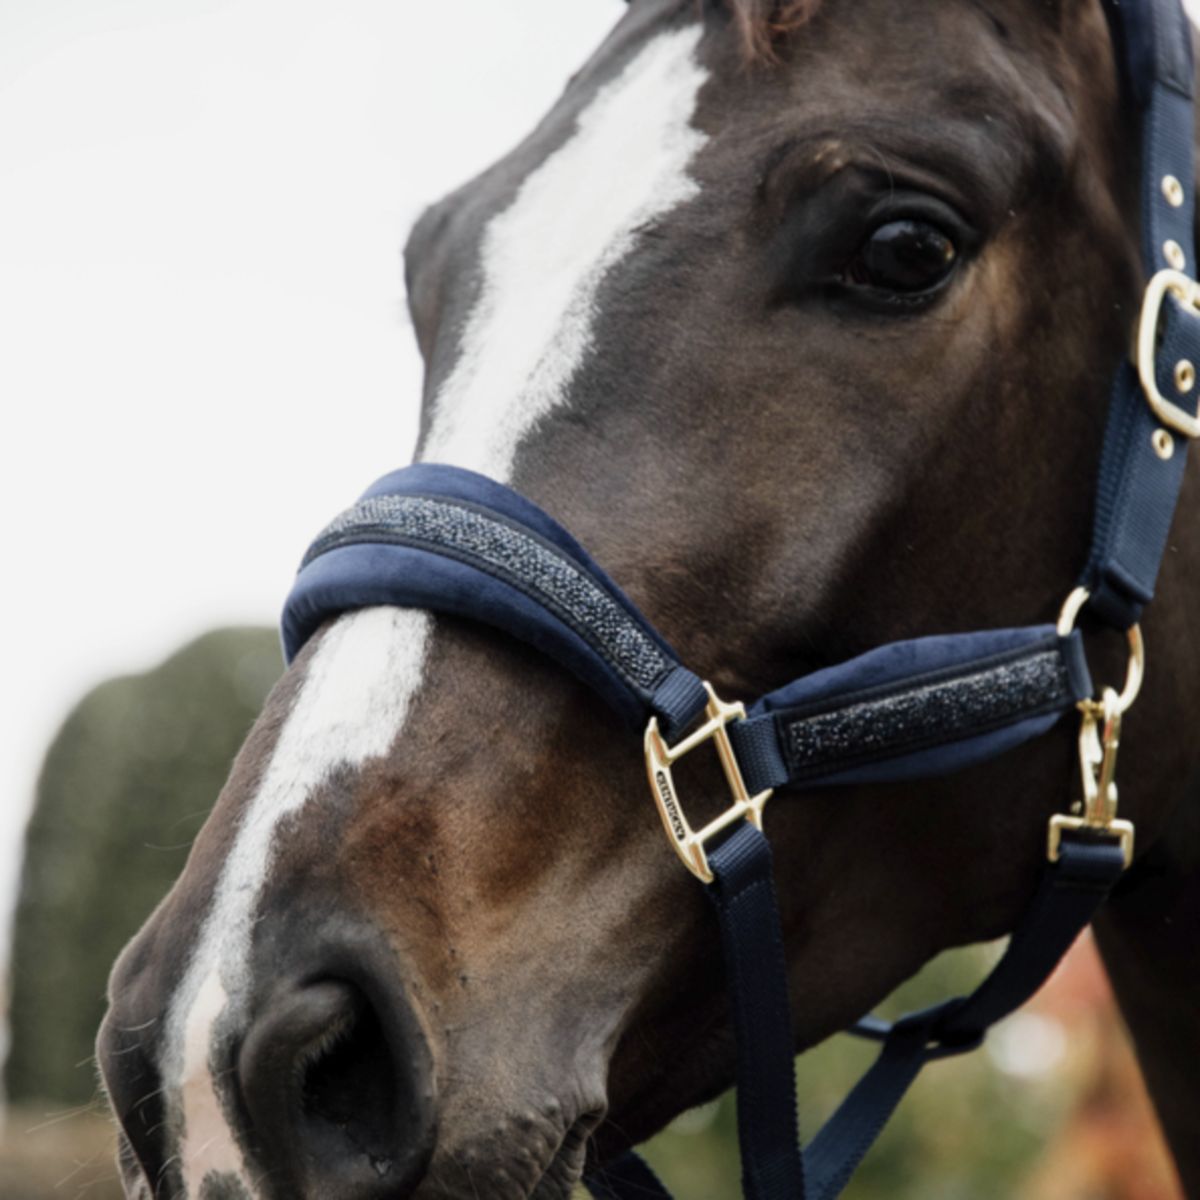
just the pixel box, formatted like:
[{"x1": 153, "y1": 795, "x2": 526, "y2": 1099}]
[{"x1": 844, "y1": 219, "x2": 958, "y2": 294}]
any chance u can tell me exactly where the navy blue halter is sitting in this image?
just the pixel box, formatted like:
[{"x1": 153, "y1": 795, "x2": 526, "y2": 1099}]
[{"x1": 282, "y1": 0, "x2": 1200, "y2": 1194}]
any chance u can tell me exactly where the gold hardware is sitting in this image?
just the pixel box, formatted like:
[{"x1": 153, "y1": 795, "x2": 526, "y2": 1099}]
[
  {"x1": 1050, "y1": 590, "x2": 1142, "y2": 869},
  {"x1": 1153, "y1": 428, "x2": 1175, "y2": 459},
  {"x1": 1175, "y1": 359, "x2": 1196, "y2": 393},
  {"x1": 1048, "y1": 687, "x2": 1135, "y2": 868},
  {"x1": 1056, "y1": 587, "x2": 1144, "y2": 713},
  {"x1": 1163, "y1": 175, "x2": 1186, "y2": 208},
  {"x1": 1055, "y1": 585, "x2": 1091, "y2": 637},
  {"x1": 1164, "y1": 240, "x2": 1187, "y2": 271},
  {"x1": 644, "y1": 683, "x2": 773, "y2": 883},
  {"x1": 1135, "y1": 269, "x2": 1200, "y2": 438}
]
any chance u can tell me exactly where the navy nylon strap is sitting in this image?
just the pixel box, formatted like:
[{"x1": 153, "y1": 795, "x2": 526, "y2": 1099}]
[
  {"x1": 707, "y1": 826, "x2": 805, "y2": 1200},
  {"x1": 1102, "y1": 0, "x2": 1194, "y2": 105},
  {"x1": 1084, "y1": 0, "x2": 1199, "y2": 628},
  {"x1": 585, "y1": 839, "x2": 1124, "y2": 1200},
  {"x1": 585, "y1": 825, "x2": 805, "y2": 1200},
  {"x1": 808, "y1": 839, "x2": 1125, "y2": 1200},
  {"x1": 1086, "y1": 308, "x2": 1200, "y2": 628}
]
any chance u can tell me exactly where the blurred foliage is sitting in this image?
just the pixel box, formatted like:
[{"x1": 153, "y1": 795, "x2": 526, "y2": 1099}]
[{"x1": 5, "y1": 627, "x2": 280, "y2": 1106}]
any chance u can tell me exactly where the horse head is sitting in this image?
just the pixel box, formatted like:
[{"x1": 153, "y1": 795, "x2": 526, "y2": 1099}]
[{"x1": 98, "y1": 1, "x2": 1200, "y2": 1197}]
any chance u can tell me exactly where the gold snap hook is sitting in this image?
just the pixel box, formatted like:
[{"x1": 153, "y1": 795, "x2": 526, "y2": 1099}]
[
  {"x1": 1050, "y1": 589, "x2": 1140, "y2": 868},
  {"x1": 1048, "y1": 688, "x2": 1135, "y2": 868}
]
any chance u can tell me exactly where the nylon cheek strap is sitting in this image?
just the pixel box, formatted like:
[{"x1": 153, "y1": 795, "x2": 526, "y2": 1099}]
[
  {"x1": 585, "y1": 838, "x2": 1125, "y2": 1200},
  {"x1": 1086, "y1": 0, "x2": 1200, "y2": 628},
  {"x1": 583, "y1": 824, "x2": 804, "y2": 1200}
]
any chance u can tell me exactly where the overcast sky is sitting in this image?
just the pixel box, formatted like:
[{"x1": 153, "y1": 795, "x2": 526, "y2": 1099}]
[{"x1": 0, "y1": 0, "x2": 621, "y2": 981}]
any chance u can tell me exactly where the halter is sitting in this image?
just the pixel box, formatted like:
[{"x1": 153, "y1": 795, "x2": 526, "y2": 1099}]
[{"x1": 282, "y1": 1, "x2": 1199, "y2": 1195}]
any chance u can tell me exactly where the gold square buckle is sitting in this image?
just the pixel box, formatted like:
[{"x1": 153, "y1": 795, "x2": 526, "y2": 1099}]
[
  {"x1": 644, "y1": 683, "x2": 773, "y2": 883},
  {"x1": 1136, "y1": 268, "x2": 1200, "y2": 438}
]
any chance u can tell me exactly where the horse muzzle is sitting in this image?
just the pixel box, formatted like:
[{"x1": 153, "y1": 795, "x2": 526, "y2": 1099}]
[{"x1": 99, "y1": 914, "x2": 438, "y2": 1200}]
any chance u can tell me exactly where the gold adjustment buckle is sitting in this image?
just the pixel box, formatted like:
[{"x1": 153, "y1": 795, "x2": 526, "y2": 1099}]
[
  {"x1": 1135, "y1": 268, "x2": 1200, "y2": 438},
  {"x1": 1048, "y1": 588, "x2": 1142, "y2": 869},
  {"x1": 644, "y1": 683, "x2": 773, "y2": 883}
]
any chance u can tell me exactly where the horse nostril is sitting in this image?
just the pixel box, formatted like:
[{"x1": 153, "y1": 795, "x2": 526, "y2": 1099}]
[
  {"x1": 239, "y1": 979, "x2": 434, "y2": 1198},
  {"x1": 96, "y1": 1011, "x2": 169, "y2": 1197},
  {"x1": 299, "y1": 986, "x2": 404, "y2": 1168}
]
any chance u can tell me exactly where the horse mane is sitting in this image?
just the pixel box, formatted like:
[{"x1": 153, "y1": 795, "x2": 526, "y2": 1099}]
[{"x1": 726, "y1": 0, "x2": 825, "y2": 60}]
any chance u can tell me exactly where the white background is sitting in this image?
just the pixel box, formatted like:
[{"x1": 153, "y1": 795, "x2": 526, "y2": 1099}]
[{"x1": 0, "y1": 0, "x2": 621, "y2": 988}]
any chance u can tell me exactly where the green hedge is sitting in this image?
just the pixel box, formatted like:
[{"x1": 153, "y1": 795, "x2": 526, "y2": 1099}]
[{"x1": 5, "y1": 628, "x2": 280, "y2": 1105}]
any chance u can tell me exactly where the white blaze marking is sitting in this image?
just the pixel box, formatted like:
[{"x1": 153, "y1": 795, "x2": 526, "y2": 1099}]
[
  {"x1": 178, "y1": 972, "x2": 240, "y2": 1183},
  {"x1": 421, "y1": 23, "x2": 708, "y2": 477},
  {"x1": 169, "y1": 607, "x2": 433, "y2": 1192},
  {"x1": 167, "y1": 21, "x2": 709, "y2": 1196}
]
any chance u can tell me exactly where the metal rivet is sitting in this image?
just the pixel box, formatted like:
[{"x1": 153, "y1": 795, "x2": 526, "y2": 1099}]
[
  {"x1": 1163, "y1": 175, "x2": 1186, "y2": 208},
  {"x1": 1176, "y1": 359, "x2": 1196, "y2": 393},
  {"x1": 1153, "y1": 428, "x2": 1175, "y2": 459},
  {"x1": 1164, "y1": 239, "x2": 1187, "y2": 270}
]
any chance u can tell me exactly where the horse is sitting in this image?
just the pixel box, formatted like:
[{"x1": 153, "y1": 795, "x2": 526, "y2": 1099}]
[{"x1": 96, "y1": 0, "x2": 1200, "y2": 1197}]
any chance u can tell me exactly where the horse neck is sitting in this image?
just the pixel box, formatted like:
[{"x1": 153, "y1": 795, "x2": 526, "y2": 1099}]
[
  {"x1": 1093, "y1": 456, "x2": 1200, "y2": 1189},
  {"x1": 1094, "y1": 771, "x2": 1200, "y2": 1194}
]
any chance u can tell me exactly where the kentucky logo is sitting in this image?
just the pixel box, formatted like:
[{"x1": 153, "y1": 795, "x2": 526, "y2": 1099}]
[{"x1": 655, "y1": 770, "x2": 687, "y2": 842}]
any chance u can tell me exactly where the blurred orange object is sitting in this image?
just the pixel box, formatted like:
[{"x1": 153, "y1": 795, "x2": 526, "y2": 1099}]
[{"x1": 1021, "y1": 932, "x2": 1182, "y2": 1200}]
